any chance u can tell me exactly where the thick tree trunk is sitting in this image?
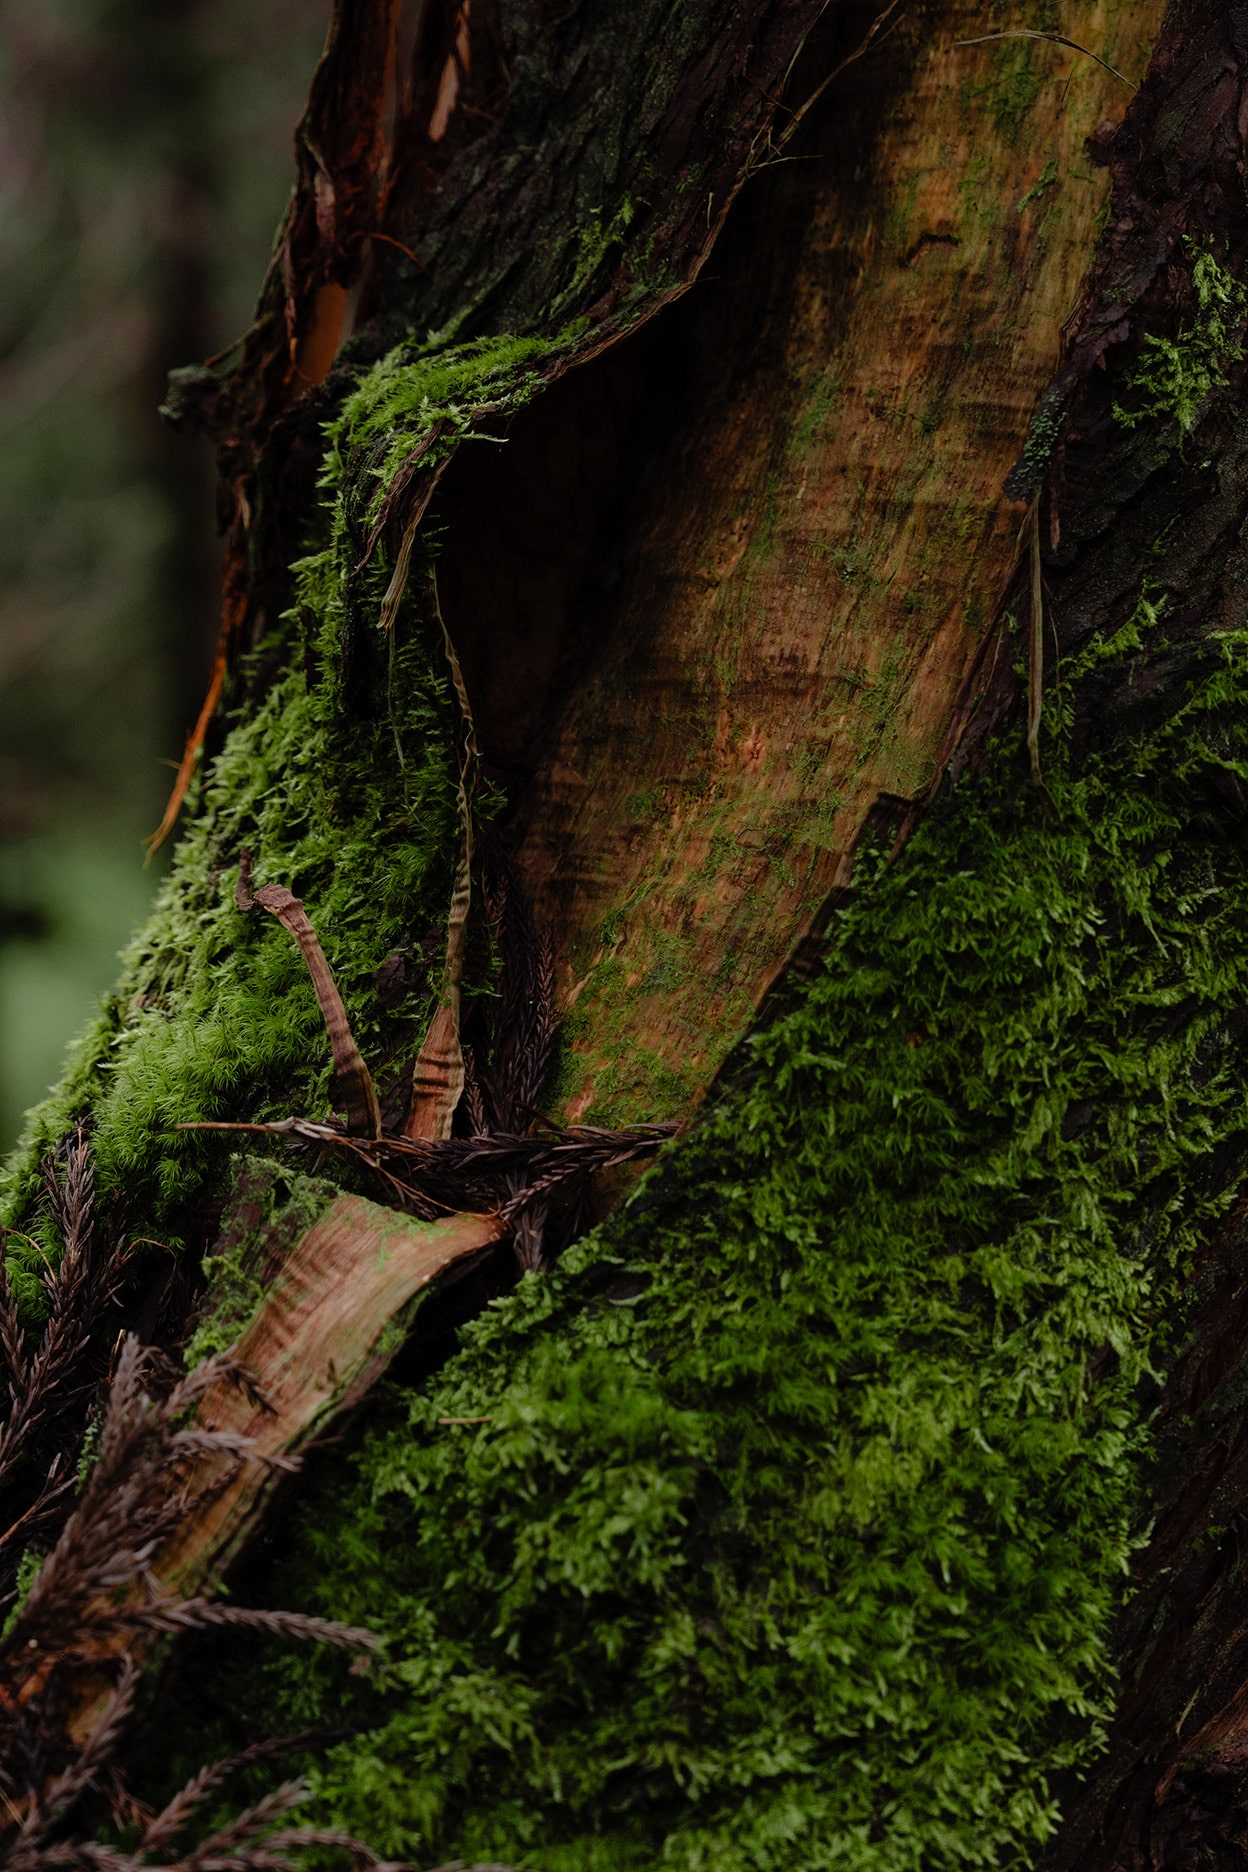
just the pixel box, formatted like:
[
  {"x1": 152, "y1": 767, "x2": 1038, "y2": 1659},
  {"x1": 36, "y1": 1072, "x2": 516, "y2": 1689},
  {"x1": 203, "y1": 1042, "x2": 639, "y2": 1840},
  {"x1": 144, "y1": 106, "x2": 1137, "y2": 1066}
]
[{"x1": 8, "y1": 1, "x2": 1248, "y2": 1868}]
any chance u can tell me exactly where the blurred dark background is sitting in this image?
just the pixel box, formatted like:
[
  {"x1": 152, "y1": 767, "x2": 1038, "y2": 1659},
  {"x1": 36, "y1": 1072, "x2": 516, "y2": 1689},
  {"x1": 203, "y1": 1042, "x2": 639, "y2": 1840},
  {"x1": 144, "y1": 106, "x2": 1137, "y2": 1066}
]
[{"x1": 0, "y1": 0, "x2": 328, "y2": 1147}]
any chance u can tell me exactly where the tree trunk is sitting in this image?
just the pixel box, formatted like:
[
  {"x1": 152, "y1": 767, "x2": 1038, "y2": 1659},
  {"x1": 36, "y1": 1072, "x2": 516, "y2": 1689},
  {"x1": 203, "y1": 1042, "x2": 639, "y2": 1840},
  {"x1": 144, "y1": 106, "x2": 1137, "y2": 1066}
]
[{"x1": 7, "y1": 1, "x2": 1248, "y2": 1867}]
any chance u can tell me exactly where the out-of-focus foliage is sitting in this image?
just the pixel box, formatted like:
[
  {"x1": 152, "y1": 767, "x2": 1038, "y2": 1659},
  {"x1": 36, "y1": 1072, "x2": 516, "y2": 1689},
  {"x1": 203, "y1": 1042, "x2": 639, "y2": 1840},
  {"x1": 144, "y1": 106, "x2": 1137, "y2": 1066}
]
[{"x1": 0, "y1": 0, "x2": 328, "y2": 1145}]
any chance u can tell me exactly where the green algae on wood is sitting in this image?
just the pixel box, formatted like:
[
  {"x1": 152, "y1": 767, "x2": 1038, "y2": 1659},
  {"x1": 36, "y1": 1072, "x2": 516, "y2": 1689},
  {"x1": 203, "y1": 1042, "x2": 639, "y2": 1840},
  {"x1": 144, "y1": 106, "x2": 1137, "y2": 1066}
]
[{"x1": 499, "y1": 0, "x2": 1167, "y2": 1129}]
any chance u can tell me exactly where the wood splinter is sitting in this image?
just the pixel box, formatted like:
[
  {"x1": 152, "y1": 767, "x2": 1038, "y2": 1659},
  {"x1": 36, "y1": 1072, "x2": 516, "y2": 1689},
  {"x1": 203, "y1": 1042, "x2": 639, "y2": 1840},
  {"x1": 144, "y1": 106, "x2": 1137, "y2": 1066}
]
[{"x1": 236, "y1": 848, "x2": 382, "y2": 1138}]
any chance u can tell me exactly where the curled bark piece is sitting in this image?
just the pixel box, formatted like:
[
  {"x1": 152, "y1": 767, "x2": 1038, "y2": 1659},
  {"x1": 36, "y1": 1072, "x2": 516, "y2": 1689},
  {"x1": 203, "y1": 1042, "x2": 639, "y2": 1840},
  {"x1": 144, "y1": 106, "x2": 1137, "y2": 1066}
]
[
  {"x1": 0, "y1": 1167, "x2": 501, "y2": 1840},
  {"x1": 236, "y1": 853, "x2": 381, "y2": 1138},
  {"x1": 155, "y1": 1189, "x2": 508, "y2": 1591}
]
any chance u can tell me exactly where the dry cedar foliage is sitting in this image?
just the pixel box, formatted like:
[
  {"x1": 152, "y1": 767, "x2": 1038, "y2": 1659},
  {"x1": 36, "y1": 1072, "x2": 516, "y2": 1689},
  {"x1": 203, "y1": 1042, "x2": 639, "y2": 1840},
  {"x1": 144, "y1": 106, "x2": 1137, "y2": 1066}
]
[
  {"x1": 0, "y1": 1335, "x2": 377, "y2": 1861},
  {"x1": 0, "y1": 1133, "x2": 518, "y2": 1872},
  {"x1": 0, "y1": 1129, "x2": 388, "y2": 1872},
  {"x1": 0, "y1": 1126, "x2": 127, "y2": 1593},
  {"x1": 214, "y1": 849, "x2": 676, "y2": 1271},
  {"x1": 182, "y1": 1114, "x2": 678, "y2": 1249}
]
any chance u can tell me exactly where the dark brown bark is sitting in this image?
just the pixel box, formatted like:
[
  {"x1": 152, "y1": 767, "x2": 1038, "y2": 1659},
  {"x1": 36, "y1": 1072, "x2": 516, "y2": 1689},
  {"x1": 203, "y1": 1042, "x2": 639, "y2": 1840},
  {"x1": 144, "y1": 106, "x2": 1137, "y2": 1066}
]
[{"x1": 960, "y1": 3, "x2": 1248, "y2": 1864}]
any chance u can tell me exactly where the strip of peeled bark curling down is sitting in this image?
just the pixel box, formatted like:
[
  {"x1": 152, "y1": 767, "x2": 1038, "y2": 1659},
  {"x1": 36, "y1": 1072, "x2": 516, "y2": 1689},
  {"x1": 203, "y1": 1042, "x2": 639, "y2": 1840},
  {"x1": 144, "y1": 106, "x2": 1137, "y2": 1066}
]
[
  {"x1": 0, "y1": 1155, "x2": 502, "y2": 1840},
  {"x1": 18, "y1": 0, "x2": 1248, "y2": 1868}
]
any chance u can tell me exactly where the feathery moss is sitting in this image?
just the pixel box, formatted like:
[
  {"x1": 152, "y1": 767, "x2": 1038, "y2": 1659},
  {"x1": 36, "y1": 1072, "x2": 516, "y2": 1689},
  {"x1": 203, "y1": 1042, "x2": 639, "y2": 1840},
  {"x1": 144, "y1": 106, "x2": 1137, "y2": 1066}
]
[
  {"x1": 160, "y1": 616, "x2": 1248, "y2": 1869},
  {"x1": 0, "y1": 331, "x2": 574, "y2": 1275}
]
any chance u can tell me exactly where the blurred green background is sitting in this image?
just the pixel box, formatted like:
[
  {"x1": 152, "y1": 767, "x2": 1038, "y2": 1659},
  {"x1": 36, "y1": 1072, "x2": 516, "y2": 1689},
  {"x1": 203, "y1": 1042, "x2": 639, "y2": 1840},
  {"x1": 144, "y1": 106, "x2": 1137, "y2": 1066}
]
[{"x1": 0, "y1": 0, "x2": 327, "y2": 1147}]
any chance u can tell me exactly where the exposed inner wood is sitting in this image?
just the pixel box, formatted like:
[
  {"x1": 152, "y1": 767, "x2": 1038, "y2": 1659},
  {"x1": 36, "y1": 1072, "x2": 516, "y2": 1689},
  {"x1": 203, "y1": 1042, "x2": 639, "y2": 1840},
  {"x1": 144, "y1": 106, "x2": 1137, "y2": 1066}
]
[
  {"x1": 437, "y1": 0, "x2": 1166, "y2": 1125},
  {"x1": 54, "y1": 1188, "x2": 504, "y2": 1749},
  {"x1": 158, "y1": 1192, "x2": 504, "y2": 1593}
]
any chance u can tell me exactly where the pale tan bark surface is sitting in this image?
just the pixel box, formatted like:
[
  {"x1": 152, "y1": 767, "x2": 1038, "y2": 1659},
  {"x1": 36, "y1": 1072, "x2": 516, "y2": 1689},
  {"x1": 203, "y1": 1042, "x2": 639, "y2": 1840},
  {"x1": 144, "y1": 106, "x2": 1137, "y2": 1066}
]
[{"x1": 489, "y1": 0, "x2": 1163, "y2": 1123}]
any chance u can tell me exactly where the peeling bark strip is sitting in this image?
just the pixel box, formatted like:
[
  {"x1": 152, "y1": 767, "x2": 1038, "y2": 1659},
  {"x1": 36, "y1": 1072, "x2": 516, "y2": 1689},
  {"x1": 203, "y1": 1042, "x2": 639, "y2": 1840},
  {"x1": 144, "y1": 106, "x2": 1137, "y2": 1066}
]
[
  {"x1": 156, "y1": 1189, "x2": 505, "y2": 1590},
  {"x1": 235, "y1": 852, "x2": 381, "y2": 1138},
  {"x1": 1027, "y1": 497, "x2": 1045, "y2": 787},
  {"x1": 405, "y1": 581, "x2": 480, "y2": 1141}
]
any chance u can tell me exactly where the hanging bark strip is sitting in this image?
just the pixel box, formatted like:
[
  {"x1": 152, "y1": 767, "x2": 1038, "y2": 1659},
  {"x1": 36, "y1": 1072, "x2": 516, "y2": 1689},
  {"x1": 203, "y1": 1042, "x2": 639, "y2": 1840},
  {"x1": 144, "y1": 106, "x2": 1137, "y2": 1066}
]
[
  {"x1": 372, "y1": 450, "x2": 451, "y2": 625},
  {"x1": 235, "y1": 852, "x2": 381, "y2": 1138},
  {"x1": 1027, "y1": 496, "x2": 1045, "y2": 787},
  {"x1": 142, "y1": 645, "x2": 226, "y2": 859},
  {"x1": 404, "y1": 578, "x2": 480, "y2": 1142}
]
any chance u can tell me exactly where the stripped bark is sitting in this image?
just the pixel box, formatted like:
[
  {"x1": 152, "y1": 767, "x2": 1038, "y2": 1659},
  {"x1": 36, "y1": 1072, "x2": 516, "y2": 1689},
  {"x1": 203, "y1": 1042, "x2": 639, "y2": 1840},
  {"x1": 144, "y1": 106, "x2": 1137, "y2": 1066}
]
[
  {"x1": 403, "y1": 581, "x2": 479, "y2": 1141},
  {"x1": 0, "y1": 1177, "x2": 503, "y2": 1842}
]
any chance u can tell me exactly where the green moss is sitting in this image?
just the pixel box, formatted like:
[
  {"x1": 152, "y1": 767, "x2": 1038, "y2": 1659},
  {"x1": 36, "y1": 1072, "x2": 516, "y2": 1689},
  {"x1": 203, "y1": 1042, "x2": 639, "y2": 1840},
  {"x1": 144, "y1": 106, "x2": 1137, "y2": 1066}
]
[
  {"x1": 1114, "y1": 244, "x2": 1247, "y2": 436},
  {"x1": 1016, "y1": 157, "x2": 1058, "y2": 214},
  {"x1": 325, "y1": 330, "x2": 582, "y2": 526},
  {"x1": 1016, "y1": 389, "x2": 1068, "y2": 487},
  {"x1": 161, "y1": 613, "x2": 1248, "y2": 1869},
  {"x1": 983, "y1": 42, "x2": 1044, "y2": 143},
  {"x1": 0, "y1": 330, "x2": 579, "y2": 1263}
]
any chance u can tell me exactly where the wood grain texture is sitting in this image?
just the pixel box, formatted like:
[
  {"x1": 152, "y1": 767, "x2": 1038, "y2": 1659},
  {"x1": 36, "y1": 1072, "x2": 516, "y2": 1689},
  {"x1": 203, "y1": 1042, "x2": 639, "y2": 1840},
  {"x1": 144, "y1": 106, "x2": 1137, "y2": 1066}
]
[
  {"x1": 483, "y1": 0, "x2": 1166, "y2": 1123},
  {"x1": 158, "y1": 1193, "x2": 504, "y2": 1594}
]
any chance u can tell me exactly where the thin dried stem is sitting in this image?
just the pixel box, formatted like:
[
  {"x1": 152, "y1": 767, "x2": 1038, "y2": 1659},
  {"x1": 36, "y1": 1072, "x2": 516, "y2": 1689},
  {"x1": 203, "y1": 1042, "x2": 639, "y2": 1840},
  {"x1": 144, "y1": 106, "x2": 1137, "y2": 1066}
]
[
  {"x1": 953, "y1": 28, "x2": 1135, "y2": 89},
  {"x1": 236, "y1": 855, "x2": 381, "y2": 1139}
]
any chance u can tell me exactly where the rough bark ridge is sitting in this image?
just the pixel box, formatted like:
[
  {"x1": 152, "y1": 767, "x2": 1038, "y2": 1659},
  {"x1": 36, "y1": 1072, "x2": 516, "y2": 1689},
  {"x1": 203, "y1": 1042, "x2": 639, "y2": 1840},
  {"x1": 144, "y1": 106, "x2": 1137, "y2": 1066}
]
[{"x1": 973, "y1": 1, "x2": 1248, "y2": 1865}]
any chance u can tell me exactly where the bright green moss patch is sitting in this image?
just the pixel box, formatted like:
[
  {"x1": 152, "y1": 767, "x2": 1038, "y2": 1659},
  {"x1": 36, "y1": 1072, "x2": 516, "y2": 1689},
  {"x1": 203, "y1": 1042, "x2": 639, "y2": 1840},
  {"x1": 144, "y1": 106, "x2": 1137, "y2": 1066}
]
[
  {"x1": 0, "y1": 330, "x2": 578, "y2": 1256},
  {"x1": 327, "y1": 327, "x2": 585, "y2": 526},
  {"x1": 1, "y1": 597, "x2": 457, "y2": 1233},
  {"x1": 167, "y1": 627, "x2": 1248, "y2": 1869}
]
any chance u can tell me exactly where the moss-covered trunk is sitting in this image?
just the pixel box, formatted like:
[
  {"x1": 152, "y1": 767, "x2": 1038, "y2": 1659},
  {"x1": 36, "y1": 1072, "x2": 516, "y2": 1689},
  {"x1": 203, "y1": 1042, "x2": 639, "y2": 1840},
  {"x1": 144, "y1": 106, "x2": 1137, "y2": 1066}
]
[{"x1": 10, "y1": 0, "x2": 1248, "y2": 1867}]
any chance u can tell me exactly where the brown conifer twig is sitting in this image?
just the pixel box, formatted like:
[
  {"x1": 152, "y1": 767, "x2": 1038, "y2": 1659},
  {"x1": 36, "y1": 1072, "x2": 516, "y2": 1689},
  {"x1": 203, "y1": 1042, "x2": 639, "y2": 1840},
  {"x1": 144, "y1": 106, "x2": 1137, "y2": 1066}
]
[{"x1": 0, "y1": 1336, "x2": 378, "y2": 1865}]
